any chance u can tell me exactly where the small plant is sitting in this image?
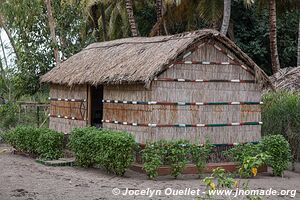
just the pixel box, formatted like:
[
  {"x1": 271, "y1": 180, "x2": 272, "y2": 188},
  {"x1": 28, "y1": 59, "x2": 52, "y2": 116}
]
[
  {"x1": 238, "y1": 153, "x2": 270, "y2": 178},
  {"x1": 223, "y1": 143, "x2": 262, "y2": 164},
  {"x1": 142, "y1": 141, "x2": 163, "y2": 179},
  {"x1": 142, "y1": 140, "x2": 212, "y2": 179},
  {"x1": 164, "y1": 140, "x2": 189, "y2": 178},
  {"x1": 201, "y1": 168, "x2": 263, "y2": 200},
  {"x1": 190, "y1": 141, "x2": 212, "y2": 175},
  {"x1": 203, "y1": 167, "x2": 237, "y2": 189},
  {"x1": 260, "y1": 135, "x2": 292, "y2": 176}
]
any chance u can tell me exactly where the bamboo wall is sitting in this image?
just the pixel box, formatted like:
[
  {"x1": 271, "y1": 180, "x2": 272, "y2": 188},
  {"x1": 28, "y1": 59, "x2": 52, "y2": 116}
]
[
  {"x1": 103, "y1": 42, "x2": 262, "y2": 144},
  {"x1": 49, "y1": 84, "x2": 87, "y2": 133}
]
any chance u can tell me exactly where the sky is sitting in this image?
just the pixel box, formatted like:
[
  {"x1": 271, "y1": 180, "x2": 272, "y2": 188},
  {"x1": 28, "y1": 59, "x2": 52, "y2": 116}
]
[{"x1": 0, "y1": 28, "x2": 15, "y2": 68}]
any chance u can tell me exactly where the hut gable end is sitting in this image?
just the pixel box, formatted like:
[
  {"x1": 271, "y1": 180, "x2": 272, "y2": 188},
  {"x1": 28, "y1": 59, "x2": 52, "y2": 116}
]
[{"x1": 41, "y1": 29, "x2": 270, "y2": 88}]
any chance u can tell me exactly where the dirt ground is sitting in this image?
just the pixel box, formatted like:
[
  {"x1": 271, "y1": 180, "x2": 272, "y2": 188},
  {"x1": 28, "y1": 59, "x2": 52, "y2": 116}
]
[{"x1": 0, "y1": 147, "x2": 300, "y2": 200}]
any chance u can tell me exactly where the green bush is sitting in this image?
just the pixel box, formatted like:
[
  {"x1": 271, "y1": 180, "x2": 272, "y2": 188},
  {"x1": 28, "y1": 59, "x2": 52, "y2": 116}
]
[
  {"x1": 260, "y1": 135, "x2": 292, "y2": 176},
  {"x1": 262, "y1": 91, "x2": 300, "y2": 161},
  {"x1": 68, "y1": 127, "x2": 100, "y2": 167},
  {"x1": 4, "y1": 126, "x2": 40, "y2": 154},
  {"x1": 68, "y1": 127, "x2": 136, "y2": 176},
  {"x1": 142, "y1": 142, "x2": 163, "y2": 179},
  {"x1": 164, "y1": 140, "x2": 190, "y2": 178},
  {"x1": 96, "y1": 130, "x2": 136, "y2": 176},
  {"x1": 142, "y1": 140, "x2": 211, "y2": 179},
  {"x1": 190, "y1": 142, "x2": 212, "y2": 173},
  {"x1": 223, "y1": 143, "x2": 262, "y2": 164},
  {"x1": 37, "y1": 128, "x2": 64, "y2": 160},
  {"x1": 224, "y1": 135, "x2": 292, "y2": 177},
  {"x1": 3, "y1": 126, "x2": 64, "y2": 160}
]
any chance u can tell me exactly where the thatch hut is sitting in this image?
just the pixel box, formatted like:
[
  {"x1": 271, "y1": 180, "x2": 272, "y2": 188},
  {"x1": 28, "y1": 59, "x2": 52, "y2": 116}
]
[
  {"x1": 269, "y1": 67, "x2": 300, "y2": 91},
  {"x1": 41, "y1": 29, "x2": 271, "y2": 145}
]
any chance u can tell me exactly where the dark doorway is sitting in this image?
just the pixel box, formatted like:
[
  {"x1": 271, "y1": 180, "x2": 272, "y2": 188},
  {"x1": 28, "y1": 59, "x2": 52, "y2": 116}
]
[{"x1": 90, "y1": 85, "x2": 103, "y2": 127}]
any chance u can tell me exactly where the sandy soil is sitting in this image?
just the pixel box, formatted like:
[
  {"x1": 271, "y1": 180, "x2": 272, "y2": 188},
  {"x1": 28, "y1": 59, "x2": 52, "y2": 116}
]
[{"x1": 0, "y1": 148, "x2": 300, "y2": 200}]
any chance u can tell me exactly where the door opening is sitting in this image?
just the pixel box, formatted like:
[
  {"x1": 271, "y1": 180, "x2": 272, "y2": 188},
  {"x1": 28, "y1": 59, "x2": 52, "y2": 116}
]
[{"x1": 90, "y1": 85, "x2": 103, "y2": 127}]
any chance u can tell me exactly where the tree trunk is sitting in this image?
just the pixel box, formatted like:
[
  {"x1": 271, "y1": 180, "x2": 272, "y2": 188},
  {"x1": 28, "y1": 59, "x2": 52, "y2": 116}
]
[
  {"x1": 45, "y1": 0, "x2": 60, "y2": 64},
  {"x1": 125, "y1": 0, "x2": 139, "y2": 37},
  {"x1": 297, "y1": 16, "x2": 300, "y2": 67},
  {"x1": 269, "y1": 0, "x2": 280, "y2": 73},
  {"x1": 220, "y1": 0, "x2": 231, "y2": 35},
  {"x1": 100, "y1": 3, "x2": 108, "y2": 41},
  {"x1": 91, "y1": 4, "x2": 101, "y2": 41},
  {"x1": 0, "y1": 34, "x2": 11, "y2": 100},
  {"x1": 156, "y1": 0, "x2": 163, "y2": 35}
]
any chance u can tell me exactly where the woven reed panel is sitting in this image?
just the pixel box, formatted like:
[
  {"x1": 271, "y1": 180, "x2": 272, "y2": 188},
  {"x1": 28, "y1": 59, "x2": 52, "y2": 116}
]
[
  {"x1": 49, "y1": 84, "x2": 87, "y2": 133},
  {"x1": 102, "y1": 42, "x2": 262, "y2": 144}
]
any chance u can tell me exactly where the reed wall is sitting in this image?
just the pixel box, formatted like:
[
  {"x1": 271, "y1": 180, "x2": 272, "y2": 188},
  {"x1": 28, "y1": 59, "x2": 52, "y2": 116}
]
[
  {"x1": 102, "y1": 42, "x2": 262, "y2": 144},
  {"x1": 49, "y1": 84, "x2": 87, "y2": 133}
]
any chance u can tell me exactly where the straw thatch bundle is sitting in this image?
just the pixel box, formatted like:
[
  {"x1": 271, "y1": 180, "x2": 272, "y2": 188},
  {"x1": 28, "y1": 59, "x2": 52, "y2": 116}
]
[
  {"x1": 41, "y1": 29, "x2": 270, "y2": 87},
  {"x1": 269, "y1": 67, "x2": 300, "y2": 91}
]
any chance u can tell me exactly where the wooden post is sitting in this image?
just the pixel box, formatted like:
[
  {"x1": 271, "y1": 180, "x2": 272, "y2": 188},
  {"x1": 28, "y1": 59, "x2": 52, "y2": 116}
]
[{"x1": 87, "y1": 85, "x2": 92, "y2": 125}]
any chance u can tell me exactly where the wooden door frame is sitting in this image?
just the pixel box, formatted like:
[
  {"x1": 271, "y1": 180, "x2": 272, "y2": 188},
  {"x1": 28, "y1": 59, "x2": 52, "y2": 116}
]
[{"x1": 87, "y1": 85, "x2": 92, "y2": 125}]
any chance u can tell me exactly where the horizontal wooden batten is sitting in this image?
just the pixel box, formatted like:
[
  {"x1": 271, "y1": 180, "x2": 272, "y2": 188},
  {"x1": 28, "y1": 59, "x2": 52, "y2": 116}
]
[
  {"x1": 50, "y1": 104, "x2": 87, "y2": 111},
  {"x1": 174, "y1": 61, "x2": 239, "y2": 65},
  {"x1": 48, "y1": 97, "x2": 86, "y2": 102},
  {"x1": 137, "y1": 141, "x2": 259, "y2": 148},
  {"x1": 102, "y1": 99, "x2": 263, "y2": 106},
  {"x1": 49, "y1": 114, "x2": 85, "y2": 121},
  {"x1": 154, "y1": 78, "x2": 256, "y2": 83},
  {"x1": 101, "y1": 120, "x2": 263, "y2": 127}
]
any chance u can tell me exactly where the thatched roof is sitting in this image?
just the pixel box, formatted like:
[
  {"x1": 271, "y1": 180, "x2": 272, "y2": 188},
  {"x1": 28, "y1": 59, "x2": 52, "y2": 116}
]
[
  {"x1": 269, "y1": 67, "x2": 300, "y2": 91},
  {"x1": 41, "y1": 29, "x2": 270, "y2": 87}
]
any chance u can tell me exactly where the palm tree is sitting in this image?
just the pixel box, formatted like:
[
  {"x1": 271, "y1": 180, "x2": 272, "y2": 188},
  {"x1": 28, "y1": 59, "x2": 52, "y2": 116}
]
[
  {"x1": 220, "y1": 0, "x2": 231, "y2": 35},
  {"x1": 297, "y1": 18, "x2": 300, "y2": 67},
  {"x1": 125, "y1": 0, "x2": 139, "y2": 36},
  {"x1": 268, "y1": 0, "x2": 280, "y2": 73},
  {"x1": 246, "y1": 0, "x2": 300, "y2": 73},
  {"x1": 155, "y1": 0, "x2": 163, "y2": 35}
]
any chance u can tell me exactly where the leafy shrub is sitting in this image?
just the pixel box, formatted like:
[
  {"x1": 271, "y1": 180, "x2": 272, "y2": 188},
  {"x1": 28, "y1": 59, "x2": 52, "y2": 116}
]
[
  {"x1": 190, "y1": 142, "x2": 212, "y2": 174},
  {"x1": 68, "y1": 127, "x2": 100, "y2": 167},
  {"x1": 3, "y1": 126, "x2": 64, "y2": 160},
  {"x1": 96, "y1": 130, "x2": 136, "y2": 176},
  {"x1": 238, "y1": 153, "x2": 270, "y2": 178},
  {"x1": 142, "y1": 140, "x2": 211, "y2": 179},
  {"x1": 68, "y1": 127, "x2": 136, "y2": 176},
  {"x1": 223, "y1": 143, "x2": 262, "y2": 164},
  {"x1": 4, "y1": 126, "x2": 40, "y2": 154},
  {"x1": 37, "y1": 128, "x2": 64, "y2": 160},
  {"x1": 142, "y1": 142, "x2": 163, "y2": 179},
  {"x1": 203, "y1": 167, "x2": 236, "y2": 189},
  {"x1": 164, "y1": 140, "x2": 189, "y2": 178},
  {"x1": 260, "y1": 135, "x2": 292, "y2": 176},
  {"x1": 262, "y1": 91, "x2": 300, "y2": 161}
]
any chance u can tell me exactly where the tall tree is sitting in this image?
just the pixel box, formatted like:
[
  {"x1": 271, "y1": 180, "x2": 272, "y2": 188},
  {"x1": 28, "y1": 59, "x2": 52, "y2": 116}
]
[
  {"x1": 297, "y1": 18, "x2": 300, "y2": 67},
  {"x1": 155, "y1": 0, "x2": 163, "y2": 35},
  {"x1": 45, "y1": 0, "x2": 60, "y2": 64},
  {"x1": 125, "y1": 0, "x2": 139, "y2": 36},
  {"x1": 100, "y1": 2, "x2": 108, "y2": 41},
  {"x1": 268, "y1": 0, "x2": 280, "y2": 73},
  {"x1": 220, "y1": 0, "x2": 231, "y2": 35}
]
